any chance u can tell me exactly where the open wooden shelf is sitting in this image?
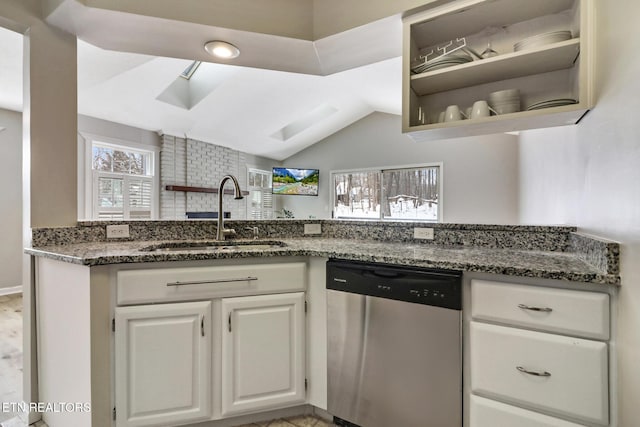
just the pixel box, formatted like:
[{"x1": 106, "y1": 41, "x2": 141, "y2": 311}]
[
  {"x1": 411, "y1": 39, "x2": 580, "y2": 96},
  {"x1": 165, "y1": 185, "x2": 249, "y2": 196},
  {"x1": 402, "y1": 0, "x2": 593, "y2": 140}
]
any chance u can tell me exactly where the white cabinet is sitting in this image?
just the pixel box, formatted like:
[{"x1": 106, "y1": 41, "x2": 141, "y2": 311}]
[
  {"x1": 221, "y1": 292, "x2": 306, "y2": 416},
  {"x1": 117, "y1": 262, "x2": 306, "y2": 305},
  {"x1": 469, "y1": 279, "x2": 611, "y2": 427},
  {"x1": 115, "y1": 301, "x2": 212, "y2": 427},
  {"x1": 114, "y1": 260, "x2": 309, "y2": 427},
  {"x1": 402, "y1": 0, "x2": 594, "y2": 141},
  {"x1": 471, "y1": 395, "x2": 588, "y2": 427},
  {"x1": 471, "y1": 279, "x2": 609, "y2": 339},
  {"x1": 471, "y1": 322, "x2": 608, "y2": 425}
]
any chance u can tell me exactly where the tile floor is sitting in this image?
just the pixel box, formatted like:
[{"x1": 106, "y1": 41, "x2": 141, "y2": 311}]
[
  {"x1": 0, "y1": 294, "x2": 23, "y2": 426},
  {"x1": 235, "y1": 414, "x2": 335, "y2": 427}
]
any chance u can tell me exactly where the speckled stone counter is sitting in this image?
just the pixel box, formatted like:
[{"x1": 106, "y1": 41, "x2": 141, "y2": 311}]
[{"x1": 26, "y1": 236, "x2": 620, "y2": 286}]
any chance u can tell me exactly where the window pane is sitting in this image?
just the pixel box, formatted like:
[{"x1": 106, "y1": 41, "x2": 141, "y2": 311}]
[
  {"x1": 92, "y1": 146, "x2": 113, "y2": 172},
  {"x1": 98, "y1": 177, "x2": 124, "y2": 208},
  {"x1": 333, "y1": 171, "x2": 381, "y2": 219},
  {"x1": 382, "y1": 167, "x2": 439, "y2": 221},
  {"x1": 92, "y1": 144, "x2": 150, "y2": 176}
]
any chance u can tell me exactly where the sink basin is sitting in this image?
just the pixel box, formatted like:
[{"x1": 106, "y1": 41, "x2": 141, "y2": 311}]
[{"x1": 140, "y1": 240, "x2": 287, "y2": 253}]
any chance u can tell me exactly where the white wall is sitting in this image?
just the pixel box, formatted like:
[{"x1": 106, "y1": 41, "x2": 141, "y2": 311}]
[
  {"x1": 1, "y1": 5, "x2": 78, "y2": 419},
  {"x1": 519, "y1": 125, "x2": 581, "y2": 225},
  {"x1": 518, "y1": 1, "x2": 640, "y2": 424},
  {"x1": 25, "y1": 20, "x2": 78, "y2": 228},
  {"x1": 281, "y1": 112, "x2": 519, "y2": 223},
  {"x1": 0, "y1": 108, "x2": 22, "y2": 291}
]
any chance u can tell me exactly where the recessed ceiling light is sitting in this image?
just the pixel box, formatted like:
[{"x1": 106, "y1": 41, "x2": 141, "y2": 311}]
[{"x1": 204, "y1": 41, "x2": 240, "y2": 59}]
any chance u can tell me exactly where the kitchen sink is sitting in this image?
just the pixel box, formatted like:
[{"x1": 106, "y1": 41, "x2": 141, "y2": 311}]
[{"x1": 140, "y1": 240, "x2": 287, "y2": 252}]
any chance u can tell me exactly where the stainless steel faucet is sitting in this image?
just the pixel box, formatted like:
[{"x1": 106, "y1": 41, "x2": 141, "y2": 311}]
[{"x1": 216, "y1": 175, "x2": 244, "y2": 240}]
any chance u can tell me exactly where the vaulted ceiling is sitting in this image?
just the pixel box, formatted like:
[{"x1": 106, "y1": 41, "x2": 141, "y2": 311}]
[{"x1": 0, "y1": 0, "x2": 434, "y2": 159}]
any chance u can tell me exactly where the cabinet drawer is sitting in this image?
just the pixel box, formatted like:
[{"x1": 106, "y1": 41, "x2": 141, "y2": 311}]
[
  {"x1": 117, "y1": 262, "x2": 306, "y2": 305},
  {"x1": 471, "y1": 280, "x2": 609, "y2": 339},
  {"x1": 470, "y1": 395, "x2": 587, "y2": 427},
  {"x1": 470, "y1": 322, "x2": 608, "y2": 426}
]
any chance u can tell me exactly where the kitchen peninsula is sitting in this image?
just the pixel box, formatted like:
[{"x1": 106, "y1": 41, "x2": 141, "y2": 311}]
[
  {"x1": 26, "y1": 220, "x2": 620, "y2": 427},
  {"x1": 28, "y1": 220, "x2": 619, "y2": 284}
]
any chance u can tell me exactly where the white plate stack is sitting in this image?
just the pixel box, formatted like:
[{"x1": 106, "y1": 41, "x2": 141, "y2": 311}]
[
  {"x1": 489, "y1": 89, "x2": 521, "y2": 115},
  {"x1": 411, "y1": 50, "x2": 473, "y2": 74},
  {"x1": 514, "y1": 30, "x2": 572, "y2": 52},
  {"x1": 526, "y1": 98, "x2": 578, "y2": 111}
]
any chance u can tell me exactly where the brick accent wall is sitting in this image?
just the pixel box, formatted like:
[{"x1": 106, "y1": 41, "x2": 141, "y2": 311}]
[{"x1": 160, "y1": 135, "x2": 248, "y2": 219}]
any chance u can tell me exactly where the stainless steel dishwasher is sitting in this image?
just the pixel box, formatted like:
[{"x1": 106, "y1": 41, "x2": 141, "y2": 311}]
[{"x1": 326, "y1": 259, "x2": 462, "y2": 427}]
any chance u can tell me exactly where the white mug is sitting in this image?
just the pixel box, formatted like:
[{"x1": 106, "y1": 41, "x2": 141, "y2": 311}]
[
  {"x1": 444, "y1": 105, "x2": 464, "y2": 122},
  {"x1": 471, "y1": 100, "x2": 497, "y2": 119}
]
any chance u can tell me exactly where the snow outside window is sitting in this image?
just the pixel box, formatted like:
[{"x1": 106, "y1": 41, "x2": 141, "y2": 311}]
[
  {"x1": 247, "y1": 168, "x2": 274, "y2": 219},
  {"x1": 91, "y1": 142, "x2": 156, "y2": 219},
  {"x1": 332, "y1": 164, "x2": 442, "y2": 222}
]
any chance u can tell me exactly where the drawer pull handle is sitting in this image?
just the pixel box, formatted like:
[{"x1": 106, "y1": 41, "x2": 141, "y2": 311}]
[
  {"x1": 200, "y1": 315, "x2": 205, "y2": 337},
  {"x1": 166, "y1": 277, "x2": 258, "y2": 287},
  {"x1": 517, "y1": 366, "x2": 551, "y2": 377},
  {"x1": 518, "y1": 303, "x2": 553, "y2": 313}
]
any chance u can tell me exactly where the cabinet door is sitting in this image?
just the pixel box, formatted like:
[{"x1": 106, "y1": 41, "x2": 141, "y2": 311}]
[
  {"x1": 470, "y1": 322, "x2": 608, "y2": 426},
  {"x1": 221, "y1": 292, "x2": 305, "y2": 416},
  {"x1": 115, "y1": 301, "x2": 212, "y2": 427},
  {"x1": 471, "y1": 394, "x2": 588, "y2": 427},
  {"x1": 471, "y1": 279, "x2": 610, "y2": 339}
]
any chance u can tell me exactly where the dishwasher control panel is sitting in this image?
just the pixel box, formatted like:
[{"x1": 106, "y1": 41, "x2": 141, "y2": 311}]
[{"x1": 327, "y1": 259, "x2": 462, "y2": 310}]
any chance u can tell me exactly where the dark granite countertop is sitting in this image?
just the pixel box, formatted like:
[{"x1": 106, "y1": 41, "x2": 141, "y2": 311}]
[{"x1": 26, "y1": 238, "x2": 620, "y2": 286}]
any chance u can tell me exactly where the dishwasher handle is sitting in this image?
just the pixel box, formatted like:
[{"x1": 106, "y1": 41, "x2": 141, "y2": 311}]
[
  {"x1": 326, "y1": 260, "x2": 462, "y2": 310},
  {"x1": 367, "y1": 270, "x2": 403, "y2": 279}
]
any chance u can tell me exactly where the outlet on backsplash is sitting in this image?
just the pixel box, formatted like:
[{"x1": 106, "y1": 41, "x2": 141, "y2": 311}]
[
  {"x1": 106, "y1": 224, "x2": 130, "y2": 239},
  {"x1": 414, "y1": 227, "x2": 434, "y2": 240},
  {"x1": 304, "y1": 223, "x2": 322, "y2": 235}
]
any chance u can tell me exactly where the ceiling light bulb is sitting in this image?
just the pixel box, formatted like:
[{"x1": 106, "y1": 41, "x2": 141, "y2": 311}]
[{"x1": 204, "y1": 41, "x2": 240, "y2": 59}]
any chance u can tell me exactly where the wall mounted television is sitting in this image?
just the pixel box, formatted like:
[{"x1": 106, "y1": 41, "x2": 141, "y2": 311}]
[{"x1": 272, "y1": 167, "x2": 319, "y2": 196}]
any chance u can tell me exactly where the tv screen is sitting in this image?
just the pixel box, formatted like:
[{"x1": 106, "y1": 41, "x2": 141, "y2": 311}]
[{"x1": 272, "y1": 167, "x2": 319, "y2": 196}]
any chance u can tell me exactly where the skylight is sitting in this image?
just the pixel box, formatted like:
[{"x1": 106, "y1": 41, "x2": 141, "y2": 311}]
[{"x1": 179, "y1": 61, "x2": 202, "y2": 80}]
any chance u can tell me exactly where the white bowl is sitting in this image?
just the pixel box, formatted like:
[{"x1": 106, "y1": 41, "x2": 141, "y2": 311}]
[
  {"x1": 489, "y1": 101, "x2": 520, "y2": 114},
  {"x1": 489, "y1": 89, "x2": 520, "y2": 100}
]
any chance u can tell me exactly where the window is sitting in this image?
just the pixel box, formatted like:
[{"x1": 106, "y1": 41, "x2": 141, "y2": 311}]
[
  {"x1": 91, "y1": 142, "x2": 156, "y2": 219},
  {"x1": 332, "y1": 164, "x2": 442, "y2": 222},
  {"x1": 247, "y1": 168, "x2": 274, "y2": 219}
]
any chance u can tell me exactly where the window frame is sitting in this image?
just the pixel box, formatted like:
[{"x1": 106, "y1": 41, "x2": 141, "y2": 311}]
[
  {"x1": 81, "y1": 133, "x2": 160, "y2": 220},
  {"x1": 330, "y1": 162, "x2": 444, "y2": 222}
]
